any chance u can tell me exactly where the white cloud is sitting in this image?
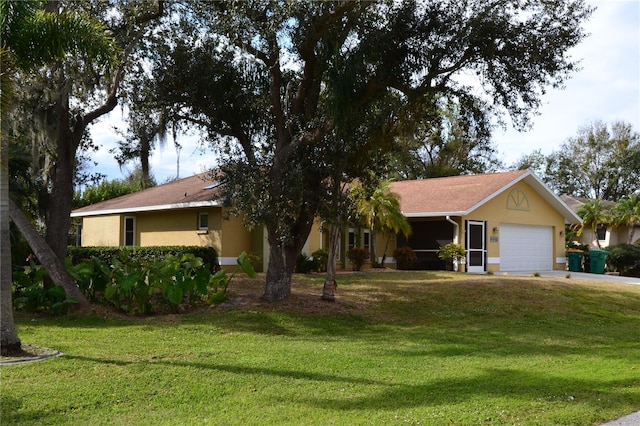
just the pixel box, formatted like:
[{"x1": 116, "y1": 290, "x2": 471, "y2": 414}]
[{"x1": 495, "y1": 0, "x2": 640, "y2": 166}]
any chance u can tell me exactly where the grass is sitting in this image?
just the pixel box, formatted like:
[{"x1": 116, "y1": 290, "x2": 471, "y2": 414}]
[{"x1": 2, "y1": 271, "x2": 640, "y2": 425}]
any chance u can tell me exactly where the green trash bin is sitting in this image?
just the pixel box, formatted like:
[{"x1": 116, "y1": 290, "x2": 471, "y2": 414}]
[
  {"x1": 589, "y1": 249, "x2": 609, "y2": 274},
  {"x1": 567, "y1": 251, "x2": 583, "y2": 272}
]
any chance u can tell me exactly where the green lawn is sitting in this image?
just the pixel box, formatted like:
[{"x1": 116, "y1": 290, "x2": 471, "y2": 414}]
[{"x1": 2, "y1": 271, "x2": 640, "y2": 425}]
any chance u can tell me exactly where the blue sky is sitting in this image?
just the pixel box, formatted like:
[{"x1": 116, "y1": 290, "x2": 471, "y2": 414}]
[
  {"x1": 493, "y1": 0, "x2": 640, "y2": 166},
  {"x1": 89, "y1": 0, "x2": 640, "y2": 183}
]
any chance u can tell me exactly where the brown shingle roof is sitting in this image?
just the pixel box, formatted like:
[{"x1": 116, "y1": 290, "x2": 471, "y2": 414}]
[
  {"x1": 389, "y1": 170, "x2": 582, "y2": 223},
  {"x1": 390, "y1": 170, "x2": 529, "y2": 215},
  {"x1": 71, "y1": 173, "x2": 221, "y2": 217},
  {"x1": 72, "y1": 169, "x2": 580, "y2": 223}
]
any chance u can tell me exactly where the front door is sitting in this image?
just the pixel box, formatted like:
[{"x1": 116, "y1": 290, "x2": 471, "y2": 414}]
[{"x1": 467, "y1": 220, "x2": 485, "y2": 273}]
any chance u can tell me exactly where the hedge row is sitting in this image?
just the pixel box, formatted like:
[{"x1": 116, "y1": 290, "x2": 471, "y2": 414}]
[{"x1": 67, "y1": 246, "x2": 219, "y2": 270}]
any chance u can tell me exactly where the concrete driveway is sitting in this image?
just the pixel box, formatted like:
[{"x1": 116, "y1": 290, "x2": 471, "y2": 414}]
[{"x1": 502, "y1": 270, "x2": 640, "y2": 286}]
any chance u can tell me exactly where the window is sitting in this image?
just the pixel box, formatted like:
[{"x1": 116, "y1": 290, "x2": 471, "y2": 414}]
[
  {"x1": 596, "y1": 224, "x2": 607, "y2": 241},
  {"x1": 73, "y1": 222, "x2": 82, "y2": 247},
  {"x1": 199, "y1": 212, "x2": 209, "y2": 231},
  {"x1": 124, "y1": 216, "x2": 135, "y2": 246},
  {"x1": 348, "y1": 228, "x2": 356, "y2": 250},
  {"x1": 363, "y1": 229, "x2": 371, "y2": 251}
]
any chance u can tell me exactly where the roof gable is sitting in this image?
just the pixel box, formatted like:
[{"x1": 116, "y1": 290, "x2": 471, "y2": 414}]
[{"x1": 71, "y1": 173, "x2": 221, "y2": 217}]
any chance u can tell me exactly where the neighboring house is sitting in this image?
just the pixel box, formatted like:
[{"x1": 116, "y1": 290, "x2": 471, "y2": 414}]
[
  {"x1": 561, "y1": 195, "x2": 640, "y2": 248},
  {"x1": 71, "y1": 169, "x2": 580, "y2": 273}
]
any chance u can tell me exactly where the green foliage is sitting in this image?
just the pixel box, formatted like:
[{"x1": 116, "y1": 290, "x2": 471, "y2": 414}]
[
  {"x1": 73, "y1": 176, "x2": 155, "y2": 209},
  {"x1": 105, "y1": 252, "x2": 154, "y2": 315},
  {"x1": 393, "y1": 246, "x2": 417, "y2": 270},
  {"x1": 64, "y1": 250, "x2": 254, "y2": 315},
  {"x1": 347, "y1": 247, "x2": 369, "y2": 271},
  {"x1": 610, "y1": 194, "x2": 640, "y2": 244},
  {"x1": 295, "y1": 253, "x2": 319, "y2": 274},
  {"x1": 542, "y1": 121, "x2": 640, "y2": 200},
  {"x1": 66, "y1": 256, "x2": 111, "y2": 303},
  {"x1": 438, "y1": 243, "x2": 466, "y2": 271},
  {"x1": 392, "y1": 102, "x2": 503, "y2": 179},
  {"x1": 295, "y1": 250, "x2": 330, "y2": 274},
  {"x1": 575, "y1": 199, "x2": 611, "y2": 249},
  {"x1": 566, "y1": 241, "x2": 589, "y2": 252},
  {"x1": 207, "y1": 252, "x2": 257, "y2": 304},
  {"x1": 12, "y1": 263, "x2": 77, "y2": 315},
  {"x1": 151, "y1": 253, "x2": 227, "y2": 313},
  {"x1": 311, "y1": 248, "x2": 329, "y2": 273},
  {"x1": 67, "y1": 246, "x2": 219, "y2": 271},
  {"x1": 606, "y1": 243, "x2": 640, "y2": 278}
]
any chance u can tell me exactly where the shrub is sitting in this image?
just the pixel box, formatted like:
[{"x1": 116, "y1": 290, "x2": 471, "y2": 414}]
[
  {"x1": 347, "y1": 247, "x2": 369, "y2": 271},
  {"x1": 66, "y1": 256, "x2": 112, "y2": 303},
  {"x1": 311, "y1": 248, "x2": 329, "y2": 273},
  {"x1": 393, "y1": 246, "x2": 416, "y2": 270},
  {"x1": 67, "y1": 246, "x2": 220, "y2": 272},
  {"x1": 105, "y1": 251, "x2": 154, "y2": 315},
  {"x1": 607, "y1": 244, "x2": 640, "y2": 277},
  {"x1": 295, "y1": 253, "x2": 318, "y2": 274},
  {"x1": 12, "y1": 263, "x2": 77, "y2": 315},
  {"x1": 438, "y1": 243, "x2": 466, "y2": 271},
  {"x1": 566, "y1": 241, "x2": 589, "y2": 252},
  {"x1": 65, "y1": 250, "x2": 256, "y2": 315}
]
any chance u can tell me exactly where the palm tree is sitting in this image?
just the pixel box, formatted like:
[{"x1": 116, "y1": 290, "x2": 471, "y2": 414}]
[
  {"x1": 575, "y1": 199, "x2": 610, "y2": 249},
  {"x1": 611, "y1": 194, "x2": 640, "y2": 244},
  {"x1": 1, "y1": 0, "x2": 118, "y2": 355},
  {"x1": 354, "y1": 180, "x2": 412, "y2": 267}
]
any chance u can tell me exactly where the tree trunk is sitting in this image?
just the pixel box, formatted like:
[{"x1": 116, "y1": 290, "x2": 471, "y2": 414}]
[
  {"x1": 380, "y1": 232, "x2": 392, "y2": 267},
  {"x1": 369, "y1": 226, "x2": 378, "y2": 268},
  {"x1": 322, "y1": 225, "x2": 341, "y2": 302},
  {"x1": 263, "y1": 208, "x2": 316, "y2": 301},
  {"x1": 9, "y1": 200, "x2": 90, "y2": 310},
  {"x1": 45, "y1": 93, "x2": 80, "y2": 269},
  {"x1": 263, "y1": 242, "x2": 298, "y2": 302},
  {"x1": 1, "y1": 129, "x2": 22, "y2": 356}
]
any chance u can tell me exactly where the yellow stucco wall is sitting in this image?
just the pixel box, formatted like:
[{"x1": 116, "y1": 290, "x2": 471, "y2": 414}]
[
  {"x1": 79, "y1": 208, "x2": 255, "y2": 264},
  {"x1": 80, "y1": 215, "x2": 122, "y2": 246},
  {"x1": 304, "y1": 219, "x2": 325, "y2": 255},
  {"x1": 461, "y1": 181, "x2": 566, "y2": 272},
  {"x1": 219, "y1": 214, "x2": 253, "y2": 267},
  {"x1": 134, "y1": 208, "x2": 222, "y2": 248}
]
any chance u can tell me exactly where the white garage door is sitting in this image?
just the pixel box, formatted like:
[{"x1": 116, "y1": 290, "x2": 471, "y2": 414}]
[{"x1": 500, "y1": 224, "x2": 553, "y2": 271}]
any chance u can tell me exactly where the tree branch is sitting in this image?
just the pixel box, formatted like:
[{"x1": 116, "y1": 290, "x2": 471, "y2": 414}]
[{"x1": 9, "y1": 199, "x2": 90, "y2": 310}]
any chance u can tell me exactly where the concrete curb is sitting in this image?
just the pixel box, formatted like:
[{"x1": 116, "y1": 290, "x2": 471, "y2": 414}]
[
  {"x1": 600, "y1": 410, "x2": 640, "y2": 425},
  {"x1": 0, "y1": 345, "x2": 63, "y2": 366}
]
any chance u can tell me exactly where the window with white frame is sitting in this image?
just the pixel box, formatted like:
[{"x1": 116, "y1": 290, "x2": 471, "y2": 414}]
[
  {"x1": 348, "y1": 228, "x2": 356, "y2": 250},
  {"x1": 124, "y1": 216, "x2": 135, "y2": 246},
  {"x1": 199, "y1": 212, "x2": 209, "y2": 231},
  {"x1": 363, "y1": 229, "x2": 371, "y2": 251}
]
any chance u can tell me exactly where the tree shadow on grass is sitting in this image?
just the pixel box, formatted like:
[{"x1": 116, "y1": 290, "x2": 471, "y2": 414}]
[
  {"x1": 63, "y1": 354, "x2": 387, "y2": 386},
  {"x1": 294, "y1": 367, "x2": 640, "y2": 425},
  {"x1": 58, "y1": 353, "x2": 640, "y2": 424}
]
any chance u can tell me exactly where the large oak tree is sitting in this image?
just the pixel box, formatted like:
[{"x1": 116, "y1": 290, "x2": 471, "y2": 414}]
[{"x1": 135, "y1": 0, "x2": 592, "y2": 301}]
